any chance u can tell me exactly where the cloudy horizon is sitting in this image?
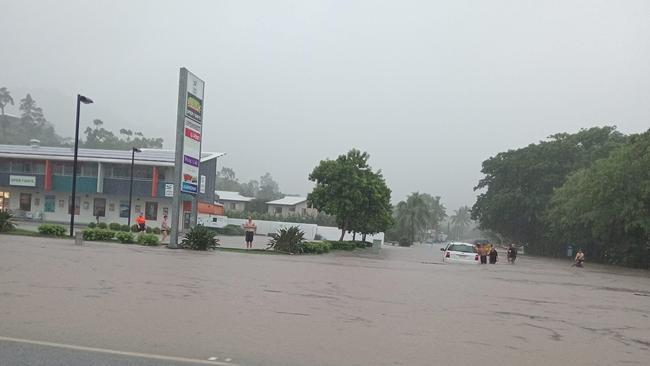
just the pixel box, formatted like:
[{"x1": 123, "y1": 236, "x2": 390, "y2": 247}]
[{"x1": 2, "y1": 0, "x2": 649, "y2": 210}]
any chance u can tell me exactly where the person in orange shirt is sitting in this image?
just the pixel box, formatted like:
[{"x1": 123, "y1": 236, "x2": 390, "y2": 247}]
[{"x1": 136, "y1": 213, "x2": 146, "y2": 232}]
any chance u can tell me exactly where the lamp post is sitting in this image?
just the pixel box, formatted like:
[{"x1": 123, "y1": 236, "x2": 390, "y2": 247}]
[
  {"x1": 69, "y1": 94, "x2": 93, "y2": 237},
  {"x1": 127, "y1": 147, "x2": 142, "y2": 228}
]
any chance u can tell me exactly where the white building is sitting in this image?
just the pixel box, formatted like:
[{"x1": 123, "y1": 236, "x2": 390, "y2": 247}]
[
  {"x1": 266, "y1": 196, "x2": 317, "y2": 217},
  {"x1": 215, "y1": 190, "x2": 253, "y2": 212}
]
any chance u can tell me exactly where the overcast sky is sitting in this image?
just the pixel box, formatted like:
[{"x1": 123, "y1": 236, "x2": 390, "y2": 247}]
[{"x1": 2, "y1": 0, "x2": 649, "y2": 210}]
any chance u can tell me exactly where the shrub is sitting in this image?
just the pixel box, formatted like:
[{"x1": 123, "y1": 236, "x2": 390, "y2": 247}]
[
  {"x1": 87, "y1": 222, "x2": 97, "y2": 229},
  {"x1": 37, "y1": 224, "x2": 67, "y2": 237},
  {"x1": 145, "y1": 226, "x2": 152, "y2": 234},
  {"x1": 137, "y1": 233, "x2": 159, "y2": 246},
  {"x1": 120, "y1": 224, "x2": 130, "y2": 232},
  {"x1": 109, "y1": 223, "x2": 121, "y2": 231},
  {"x1": 328, "y1": 241, "x2": 357, "y2": 251},
  {"x1": 152, "y1": 227, "x2": 161, "y2": 235},
  {"x1": 302, "y1": 241, "x2": 331, "y2": 254},
  {"x1": 181, "y1": 225, "x2": 219, "y2": 250},
  {"x1": 0, "y1": 210, "x2": 16, "y2": 232},
  {"x1": 356, "y1": 241, "x2": 372, "y2": 248},
  {"x1": 268, "y1": 226, "x2": 305, "y2": 254},
  {"x1": 115, "y1": 231, "x2": 135, "y2": 244},
  {"x1": 314, "y1": 234, "x2": 324, "y2": 240},
  {"x1": 82, "y1": 228, "x2": 115, "y2": 241},
  {"x1": 97, "y1": 222, "x2": 108, "y2": 229},
  {"x1": 131, "y1": 224, "x2": 139, "y2": 232}
]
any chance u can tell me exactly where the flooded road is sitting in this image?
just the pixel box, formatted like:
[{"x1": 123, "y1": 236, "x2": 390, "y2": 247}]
[{"x1": 1, "y1": 235, "x2": 649, "y2": 366}]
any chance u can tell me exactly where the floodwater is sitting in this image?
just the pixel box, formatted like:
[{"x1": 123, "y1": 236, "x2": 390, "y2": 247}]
[{"x1": 0, "y1": 235, "x2": 649, "y2": 366}]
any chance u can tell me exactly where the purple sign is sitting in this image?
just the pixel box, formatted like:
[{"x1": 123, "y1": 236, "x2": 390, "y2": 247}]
[{"x1": 183, "y1": 155, "x2": 200, "y2": 167}]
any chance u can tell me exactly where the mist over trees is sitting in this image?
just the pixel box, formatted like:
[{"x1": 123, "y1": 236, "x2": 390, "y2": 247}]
[
  {"x1": 216, "y1": 168, "x2": 285, "y2": 213},
  {"x1": 0, "y1": 86, "x2": 163, "y2": 149},
  {"x1": 0, "y1": 88, "x2": 63, "y2": 146}
]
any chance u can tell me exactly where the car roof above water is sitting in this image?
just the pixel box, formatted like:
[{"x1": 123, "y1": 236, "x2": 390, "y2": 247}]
[{"x1": 447, "y1": 242, "x2": 474, "y2": 247}]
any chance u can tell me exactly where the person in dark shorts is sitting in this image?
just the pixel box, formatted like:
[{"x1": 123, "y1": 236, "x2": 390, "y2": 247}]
[
  {"x1": 242, "y1": 216, "x2": 257, "y2": 249},
  {"x1": 507, "y1": 244, "x2": 518, "y2": 263},
  {"x1": 489, "y1": 246, "x2": 498, "y2": 264}
]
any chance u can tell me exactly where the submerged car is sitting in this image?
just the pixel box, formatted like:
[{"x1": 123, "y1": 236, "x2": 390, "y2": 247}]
[{"x1": 441, "y1": 242, "x2": 479, "y2": 264}]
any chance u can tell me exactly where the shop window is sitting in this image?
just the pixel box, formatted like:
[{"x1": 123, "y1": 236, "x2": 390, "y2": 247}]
[
  {"x1": 68, "y1": 196, "x2": 80, "y2": 215},
  {"x1": 44, "y1": 195, "x2": 56, "y2": 213},
  {"x1": 119, "y1": 201, "x2": 129, "y2": 218},
  {"x1": 93, "y1": 198, "x2": 106, "y2": 217},
  {"x1": 19, "y1": 193, "x2": 31, "y2": 211},
  {"x1": 145, "y1": 202, "x2": 158, "y2": 221}
]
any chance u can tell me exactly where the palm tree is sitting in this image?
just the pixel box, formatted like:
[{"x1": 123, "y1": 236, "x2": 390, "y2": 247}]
[
  {"x1": 450, "y1": 206, "x2": 472, "y2": 240},
  {"x1": 0, "y1": 87, "x2": 15, "y2": 139},
  {"x1": 395, "y1": 192, "x2": 432, "y2": 244}
]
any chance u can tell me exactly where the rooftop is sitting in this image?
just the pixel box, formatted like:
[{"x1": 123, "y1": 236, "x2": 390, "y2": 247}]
[
  {"x1": 266, "y1": 196, "x2": 308, "y2": 206},
  {"x1": 215, "y1": 190, "x2": 254, "y2": 202},
  {"x1": 0, "y1": 144, "x2": 225, "y2": 167}
]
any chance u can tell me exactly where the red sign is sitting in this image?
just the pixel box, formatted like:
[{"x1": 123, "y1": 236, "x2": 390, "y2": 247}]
[{"x1": 184, "y1": 128, "x2": 201, "y2": 141}]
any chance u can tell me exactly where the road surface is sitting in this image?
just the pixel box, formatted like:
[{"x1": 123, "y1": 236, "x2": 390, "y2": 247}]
[{"x1": 1, "y1": 235, "x2": 649, "y2": 366}]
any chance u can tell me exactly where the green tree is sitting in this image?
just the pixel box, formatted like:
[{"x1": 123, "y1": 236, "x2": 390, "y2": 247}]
[
  {"x1": 546, "y1": 131, "x2": 650, "y2": 268},
  {"x1": 394, "y1": 192, "x2": 433, "y2": 244},
  {"x1": 82, "y1": 122, "x2": 163, "y2": 149},
  {"x1": 472, "y1": 126, "x2": 626, "y2": 254},
  {"x1": 258, "y1": 172, "x2": 282, "y2": 201},
  {"x1": 347, "y1": 169, "x2": 394, "y2": 241},
  {"x1": 309, "y1": 149, "x2": 389, "y2": 241},
  {"x1": 240, "y1": 180, "x2": 259, "y2": 198},
  {"x1": 0, "y1": 87, "x2": 15, "y2": 140},
  {"x1": 216, "y1": 167, "x2": 242, "y2": 192},
  {"x1": 19, "y1": 94, "x2": 45, "y2": 127}
]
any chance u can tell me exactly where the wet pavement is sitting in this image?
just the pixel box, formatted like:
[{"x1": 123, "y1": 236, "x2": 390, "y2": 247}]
[{"x1": 0, "y1": 235, "x2": 649, "y2": 366}]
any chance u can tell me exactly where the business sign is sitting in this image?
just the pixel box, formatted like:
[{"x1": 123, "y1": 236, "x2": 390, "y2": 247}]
[
  {"x1": 179, "y1": 70, "x2": 205, "y2": 194},
  {"x1": 10, "y1": 175, "x2": 36, "y2": 187},
  {"x1": 200, "y1": 175, "x2": 206, "y2": 194},
  {"x1": 164, "y1": 183, "x2": 174, "y2": 197}
]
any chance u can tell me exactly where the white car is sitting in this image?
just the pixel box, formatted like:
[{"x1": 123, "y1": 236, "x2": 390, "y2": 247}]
[{"x1": 441, "y1": 242, "x2": 479, "y2": 264}]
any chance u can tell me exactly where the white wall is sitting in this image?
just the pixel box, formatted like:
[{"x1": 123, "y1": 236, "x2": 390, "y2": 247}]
[
  {"x1": 315, "y1": 226, "x2": 385, "y2": 244},
  {"x1": 226, "y1": 218, "x2": 318, "y2": 240},
  {"x1": 224, "y1": 217, "x2": 384, "y2": 244}
]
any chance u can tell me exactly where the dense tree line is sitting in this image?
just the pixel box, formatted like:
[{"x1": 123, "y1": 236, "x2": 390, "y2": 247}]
[
  {"x1": 387, "y1": 192, "x2": 447, "y2": 245},
  {"x1": 472, "y1": 126, "x2": 650, "y2": 268}
]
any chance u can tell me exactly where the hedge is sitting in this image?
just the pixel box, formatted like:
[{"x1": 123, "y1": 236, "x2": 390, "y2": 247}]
[{"x1": 37, "y1": 224, "x2": 67, "y2": 236}]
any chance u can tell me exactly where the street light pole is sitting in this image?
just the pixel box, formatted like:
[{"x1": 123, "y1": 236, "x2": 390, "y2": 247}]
[
  {"x1": 69, "y1": 94, "x2": 93, "y2": 237},
  {"x1": 127, "y1": 147, "x2": 142, "y2": 228}
]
